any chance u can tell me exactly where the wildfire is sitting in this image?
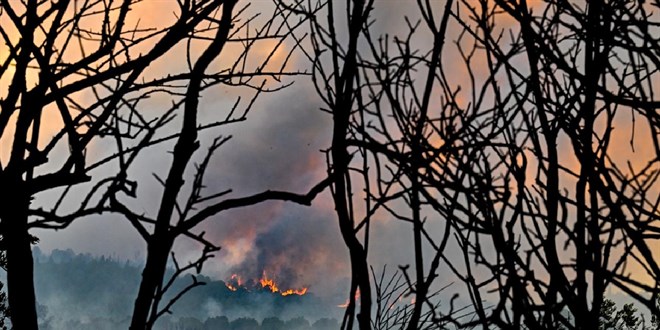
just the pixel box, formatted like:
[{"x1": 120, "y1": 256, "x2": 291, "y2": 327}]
[
  {"x1": 338, "y1": 288, "x2": 361, "y2": 308},
  {"x1": 224, "y1": 272, "x2": 308, "y2": 297},
  {"x1": 281, "y1": 288, "x2": 308, "y2": 296},
  {"x1": 259, "y1": 274, "x2": 280, "y2": 293},
  {"x1": 225, "y1": 274, "x2": 243, "y2": 292}
]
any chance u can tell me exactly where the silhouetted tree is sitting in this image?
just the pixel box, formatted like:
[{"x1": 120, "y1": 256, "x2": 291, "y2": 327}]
[
  {"x1": 0, "y1": 0, "x2": 323, "y2": 329},
  {"x1": 600, "y1": 299, "x2": 641, "y2": 330},
  {"x1": 284, "y1": 1, "x2": 374, "y2": 328},
  {"x1": 288, "y1": 0, "x2": 473, "y2": 328},
  {"x1": 437, "y1": 0, "x2": 660, "y2": 328},
  {"x1": 291, "y1": 0, "x2": 660, "y2": 328},
  {"x1": 648, "y1": 297, "x2": 660, "y2": 330},
  {"x1": 78, "y1": 1, "x2": 325, "y2": 329},
  {"x1": 0, "y1": 0, "x2": 253, "y2": 328},
  {"x1": 349, "y1": 0, "x2": 660, "y2": 328},
  {"x1": 350, "y1": 1, "x2": 466, "y2": 328}
]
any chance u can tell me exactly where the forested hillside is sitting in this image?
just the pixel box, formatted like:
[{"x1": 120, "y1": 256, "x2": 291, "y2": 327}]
[{"x1": 29, "y1": 249, "x2": 338, "y2": 329}]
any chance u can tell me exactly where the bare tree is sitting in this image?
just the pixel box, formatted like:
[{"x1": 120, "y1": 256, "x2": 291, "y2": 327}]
[
  {"x1": 286, "y1": 0, "x2": 498, "y2": 328},
  {"x1": 352, "y1": 1, "x2": 466, "y2": 328},
  {"x1": 283, "y1": 1, "x2": 377, "y2": 329},
  {"x1": 0, "y1": 0, "x2": 256, "y2": 327},
  {"x1": 291, "y1": 0, "x2": 660, "y2": 328},
  {"x1": 70, "y1": 1, "x2": 327, "y2": 329},
  {"x1": 425, "y1": 0, "x2": 660, "y2": 328}
]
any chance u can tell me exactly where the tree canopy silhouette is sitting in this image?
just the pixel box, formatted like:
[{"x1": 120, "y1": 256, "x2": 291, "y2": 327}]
[{"x1": 285, "y1": 0, "x2": 660, "y2": 328}]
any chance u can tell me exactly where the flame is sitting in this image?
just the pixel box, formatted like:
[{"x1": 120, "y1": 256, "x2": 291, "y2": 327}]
[
  {"x1": 338, "y1": 288, "x2": 361, "y2": 308},
  {"x1": 282, "y1": 288, "x2": 308, "y2": 296},
  {"x1": 231, "y1": 274, "x2": 243, "y2": 285},
  {"x1": 259, "y1": 271, "x2": 308, "y2": 296},
  {"x1": 225, "y1": 271, "x2": 308, "y2": 297},
  {"x1": 225, "y1": 274, "x2": 243, "y2": 292},
  {"x1": 259, "y1": 272, "x2": 280, "y2": 293}
]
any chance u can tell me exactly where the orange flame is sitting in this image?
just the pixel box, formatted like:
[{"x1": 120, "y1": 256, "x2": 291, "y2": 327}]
[
  {"x1": 231, "y1": 274, "x2": 243, "y2": 285},
  {"x1": 338, "y1": 288, "x2": 361, "y2": 308},
  {"x1": 225, "y1": 274, "x2": 243, "y2": 292},
  {"x1": 226, "y1": 271, "x2": 308, "y2": 297},
  {"x1": 259, "y1": 275, "x2": 280, "y2": 293},
  {"x1": 281, "y1": 288, "x2": 308, "y2": 296},
  {"x1": 259, "y1": 271, "x2": 308, "y2": 296}
]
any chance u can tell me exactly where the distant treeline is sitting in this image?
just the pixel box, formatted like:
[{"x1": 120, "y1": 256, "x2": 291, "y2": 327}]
[
  {"x1": 30, "y1": 249, "x2": 337, "y2": 329},
  {"x1": 40, "y1": 315, "x2": 338, "y2": 330}
]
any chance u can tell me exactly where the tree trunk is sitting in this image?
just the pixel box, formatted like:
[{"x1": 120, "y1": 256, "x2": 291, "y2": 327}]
[
  {"x1": 332, "y1": 118, "x2": 372, "y2": 330},
  {"x1": 351, "y1": 247, "x2": 372, "y2": 330},
  {"x1": 3, "y1": 186, "x2": 38, "y2": 330},
  {"x1": 129, "y1": 237, "x2": 173, "y2": 330}
]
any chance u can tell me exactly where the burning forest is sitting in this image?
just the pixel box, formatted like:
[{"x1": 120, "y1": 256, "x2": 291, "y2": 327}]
[
  {"x1": 224, "y1": 272, "x2": 309, "y2": 297},
  {"x1": 3, "y1": 0, "x2": 660, "y2": 329}
]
